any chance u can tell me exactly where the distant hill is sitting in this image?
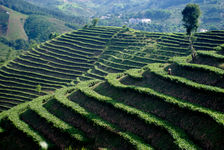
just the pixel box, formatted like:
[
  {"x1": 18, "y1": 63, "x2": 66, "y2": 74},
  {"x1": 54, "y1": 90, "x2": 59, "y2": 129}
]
[
  {"x1": 0, "y1": 4, "x2": 75, "y2": 66},
  {"x1": 3, "y1": 0, "x2": 224, "y2": 32},
  {"x1": 19, "y1": 0, "x2": 224, "y2": 32},
  {"x1": 0, "y1": 0, "x2": 86, "y2": 41},
  {"x1": 0, "y1": 6, "x2": 74, "y2": 42},
  {"x1": 1, "y1": 6, "x2": 28, "y2": 41}
]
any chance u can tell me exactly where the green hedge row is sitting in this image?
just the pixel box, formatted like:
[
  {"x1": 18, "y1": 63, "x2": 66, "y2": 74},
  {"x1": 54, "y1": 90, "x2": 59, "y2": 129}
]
[
  {"x1": 104, "y1": 75, "x2": 199, "y2": 150},
  {"x1": 0, "y1": 68, "x2": 65, "y2": 87},
  {"x1": 98, "y1": 58, "x2": 137, "y2": 70},
  {"x1": 21, "y1": 51, "x2": 90, "y2": 72},
  {"x1": 45, "y1": 41, "x2": 95, "y2": 56},
  {"x1": 0, "y1": 83, "x2": 42, "y2": 96},
  {"x1": 42, "y1": 44, "x2": 93, "y2": 59},
  {"x1": 61, "y1": 34, "x2": 106, "y2": 45},
  {"x1": 171, "y1": 56, "x2": 224, "y2": 76},
  {"x1": 197, "y1": 51, "x2": 224, "y2": 60},
  {"x1": 30, "y1": 48, "x2": 94, "y2": 67},
  {"x1": 55, "y1": 87, "x2": 151, "y2": 150},
  {"x1": 36, "y1": 46, "x2": 93, "y2": 63},
  {"x1": 0, "y1": 95, "x2": 52, "y2": 149},
  {"x1": 147, "y1": 63, "x2": 224, "y2": 112},
  {"x1": 57, "y1": 36, "x2": 105, "y2": 49},
  {"x1": 8, "y1": 60, "x2": 80, "y2": 79},
  {"x1": 106, "y1": 72, "x2": 224, "y2": 127},
  {"x1": 14, "y1": 55, "x2": 84, "y2": 75},
  {"x1": 0, "y1": 95, "x2": 26, "y2": 103},
  {"x1": 69, "y1": 32, "x2": 110, "y2": 42},
  {"x1": 2, "y1": 65, "x2": 70, "y2": 84},
  {"x1": 95, "y1": 62, "x2": 126, "y2": 73},
  {"x1": 30, "y1": 98, "x2": 89, "y2": 145},
  {"x1": 0, "y1": 77, "x2": 55, "y2": 92},
  {"x1": 101, "y1": 54, "x2": 147, "y2": 67},
  {"x1": 51, "y1": 39, "x2": 103, "y2": 52}
]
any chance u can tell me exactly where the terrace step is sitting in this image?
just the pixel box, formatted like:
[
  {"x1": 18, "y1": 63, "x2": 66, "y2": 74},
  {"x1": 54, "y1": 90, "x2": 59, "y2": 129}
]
[
  {"x1": 47, "y1": 91, "x2": 146, "y2": 150},
  {"x1": 126, "y1": 63, "x2": 224, "y2": 112},
  {"x1": 75, "y1": 81, "x2": 197, "y2": 150},
  {"x1": 103, "y1": 71, "x2": 224, "y2": 150}
]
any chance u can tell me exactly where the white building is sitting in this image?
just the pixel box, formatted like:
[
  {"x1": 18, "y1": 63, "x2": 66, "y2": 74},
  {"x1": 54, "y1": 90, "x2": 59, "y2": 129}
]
[
  {"x1": 129, "y1": 18, "x2": 151, "y2": 24},
  {"x1": 199, "y1": 29, "x2": 208, "y2": 32},
  {"x1": 141, "y1": 19, "x2": 151, "y2": 24}
]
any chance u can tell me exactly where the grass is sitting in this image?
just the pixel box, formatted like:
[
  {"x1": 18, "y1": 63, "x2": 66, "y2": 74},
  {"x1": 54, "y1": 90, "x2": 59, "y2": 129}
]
[
  {"x1": 3, "y1": 6, "x2": 28, "y2": 41},
  {"x1": 0, "y1": 95, "x2": 52, "y2": 149},
  {"x1": 29, "y1": 99, "x2": 89, "y2": 143},
  {"x1": 77, "y1": 80, "x2": 199, "y2": 150},
  {"x1": 105, "y1": 72, "x2": 224, "y2": 127},
  {"x1": 55, "y1": 87, "x2": 151, "y2": 150}
]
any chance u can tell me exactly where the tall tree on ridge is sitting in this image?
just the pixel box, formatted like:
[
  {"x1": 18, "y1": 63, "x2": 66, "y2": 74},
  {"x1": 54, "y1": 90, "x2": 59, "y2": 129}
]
[
  {"x1": 182, "y1": 3, "x2": 201, "y2": 36},
  {"x1": 182, "y1": 3, "x2": 201, "y2": 61}
]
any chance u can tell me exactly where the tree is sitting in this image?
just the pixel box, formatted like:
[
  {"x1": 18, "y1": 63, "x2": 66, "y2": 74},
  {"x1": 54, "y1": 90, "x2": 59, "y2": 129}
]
[
  {"x1": 182, "y1": 4, "x2": 201, "y2": 36},
  {"x1": 14, "y1": 39, "x2": 29, "y2": 50},
  {"x1": 36, "y1": 84, "x2": 42, "y2": 94},
  {"x1": 49, "y1": 32, "x2": 59, "y2": 39},
  {"x1": 91, "y1": 18, "x2": 99, "y2": 27},
  {"x1": 182, "y1": 4, "x2": 201, "y2": 61}
]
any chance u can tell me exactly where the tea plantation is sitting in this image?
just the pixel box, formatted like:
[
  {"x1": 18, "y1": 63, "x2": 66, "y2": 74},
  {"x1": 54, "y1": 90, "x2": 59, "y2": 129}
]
[{"x1": 0, "y1": 26, "x2": 224, "y2": 149}]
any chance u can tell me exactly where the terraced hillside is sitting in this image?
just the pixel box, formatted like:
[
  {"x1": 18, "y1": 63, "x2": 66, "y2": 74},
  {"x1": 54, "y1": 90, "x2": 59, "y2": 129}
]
[
  {"x1": 1, "y1": 50, "x2": 224, "y2": 149},
  {"x1": 0, "y1": 27, "x2": 224, "y2": 112}
]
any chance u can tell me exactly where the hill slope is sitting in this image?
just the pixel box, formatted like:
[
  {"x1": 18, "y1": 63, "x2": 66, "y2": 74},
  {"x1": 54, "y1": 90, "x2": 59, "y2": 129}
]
[
  {"x1": 0, "y1": 5, "x2": 74, "y2": 41},
  {"x1": 0, "y1": 50, "x2": 224, "y2": 149},
  {"x1": 23, "y1": 0, "x2": 224, "y2": 32},
  {"x1": 3, "y1": 6, "x2": 28, "y2": 41},
  {"x1": 0, "y1": 26, "x2": 223, "y2": 112}
]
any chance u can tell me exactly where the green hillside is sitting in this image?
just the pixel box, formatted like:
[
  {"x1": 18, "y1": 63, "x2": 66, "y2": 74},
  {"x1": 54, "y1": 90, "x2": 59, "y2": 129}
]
[
  {"x1": 0, "y1": 5, "x2": 73, "y2": 42},
  {"x1": 0, "y1": 26, "x2": 224, "y2": 149},
  {"x1": 0, "y1": 6, "x2": 9, "y2": 35},
  {"x1": 0, "y1": 5, "x2": 74, "y2": 67},
  {"x1": 0, "y1": 26, "x2": 223, "y2": 111},
  {"x1": 3, "y1": 6, "x2": 28, "y2": 41}
]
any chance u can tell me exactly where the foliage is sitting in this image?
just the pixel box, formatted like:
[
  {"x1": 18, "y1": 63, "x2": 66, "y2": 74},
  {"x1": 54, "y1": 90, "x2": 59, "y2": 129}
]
[
  {"x1": 170, "y1": 56, "x2": 224, "y2": 76},
  {"x1": 133, "y1": 9, "x2": 171, "y2": 20},
  {"x1": 0, "y1": 0, "x2": 85, "y2": 25},
  {"x1": 91, "y1": 18, "x2": 99, "y2": 27},
  {"x1": 57, "y1": 86, "x2": 152, "y2": 150},
  {"x1": 0, "y1": 26, "x2": 224, "y2": 149},
  {"x1": 36, "y1": 84, "x2": 42, "y2": 93},
  {"x1": 78, "y1": 80, "x2": 199, "y2": 150},
  {"x1": 0, "y1": 37, "x2": 29, "y2": 50},
  {"x1": 64, "y1": 23, "x2": 80, "y2": 30},
  {"x1": 148, "y1": 63, "x2": 224, "y2": 95},
  {"x1": 215, "y1": 44, "x2": 224, "y2": 51},
  {"x1": 182, "y1": 4, "x2": 201, "y2": 35},
  {"x1": 13, "y1": 39, "x2": 29, "y2": 50},
  {"x1": 197, "y1": 50, "x2": 224, "y2": 60},
  {"x1": 106, "y1": 70, "x2": 224, "y2": 126},
  {"x1": 0, "y1": 8, "x2": 9, "y2": 35},
  {"x1": 0, "y1": 95, "x2": 52, "y2": 149},
  {"x1": 24, "y1": 15, "x2": 57, "y2": 42},
  {"x1": 49, "y1": 32, "x2": 59, "y2": 39}
]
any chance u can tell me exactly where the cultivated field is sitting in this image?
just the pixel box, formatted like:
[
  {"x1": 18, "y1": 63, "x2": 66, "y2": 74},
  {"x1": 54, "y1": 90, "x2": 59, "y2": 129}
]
[{"x1": 0, "y1": 26, "x2": 224, "y2": 149}]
